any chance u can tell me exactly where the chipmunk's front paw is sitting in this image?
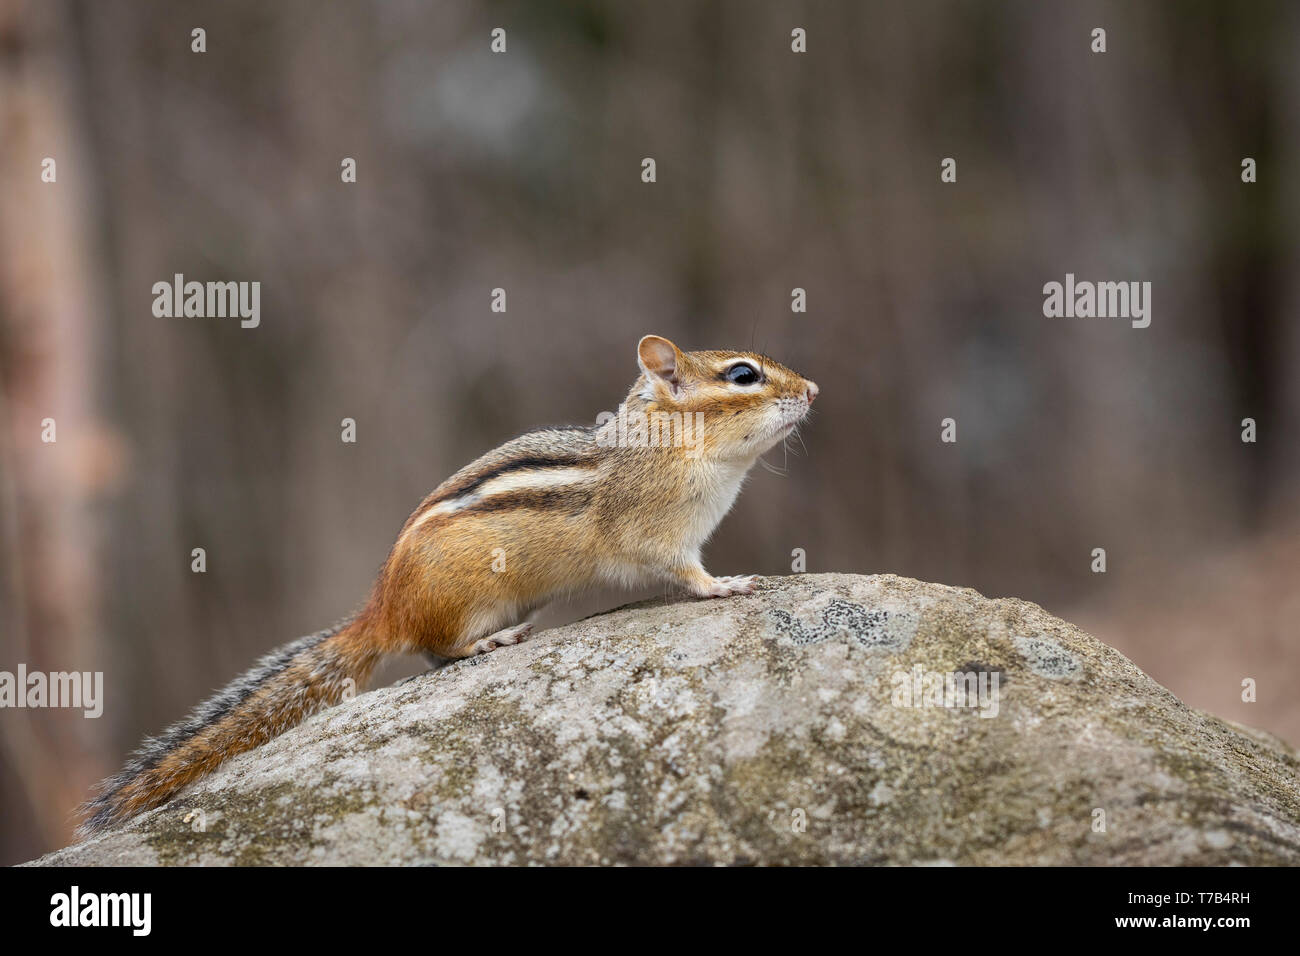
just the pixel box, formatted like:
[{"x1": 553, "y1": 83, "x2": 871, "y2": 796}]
[
  {"x1": 470, "y1": 622, "x2": 534, "y2": 655},
  {"x1": 699, "y1": 574, "x2": 758, "y2": 598}
]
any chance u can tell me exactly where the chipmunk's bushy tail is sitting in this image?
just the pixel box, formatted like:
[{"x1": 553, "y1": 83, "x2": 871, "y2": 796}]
[{"x1": 79, "y1": 621, "x2": 380, "y2": 835}]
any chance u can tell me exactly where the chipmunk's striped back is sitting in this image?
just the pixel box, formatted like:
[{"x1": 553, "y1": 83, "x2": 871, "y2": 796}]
[{"x1": 400, "y1": 426, "x2": 601, "y2": 533}]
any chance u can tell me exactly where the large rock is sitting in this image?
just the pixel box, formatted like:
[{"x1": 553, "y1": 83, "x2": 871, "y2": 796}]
[{"x1": 31, "y1": 574, "x2": 1300, "y2": 865}]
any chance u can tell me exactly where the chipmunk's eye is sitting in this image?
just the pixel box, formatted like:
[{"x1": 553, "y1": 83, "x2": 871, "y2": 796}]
[{"x1": 724, "y1": 363, "x2": 761, "y2": 386}]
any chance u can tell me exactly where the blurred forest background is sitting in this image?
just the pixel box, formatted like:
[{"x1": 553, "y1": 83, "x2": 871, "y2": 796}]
[{"x1": 1, "y1": 0, "x2": 1298, "y2": 864}]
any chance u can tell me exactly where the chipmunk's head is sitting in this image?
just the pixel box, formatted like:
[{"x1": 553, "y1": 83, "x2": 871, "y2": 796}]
[{"x1": 632, "y1": 334, "x2": 818, "y2": 460}]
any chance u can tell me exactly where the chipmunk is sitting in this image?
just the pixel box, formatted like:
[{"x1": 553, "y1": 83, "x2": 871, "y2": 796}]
[{"x1": 80, "y1": 335, "x2": 817, "y2": 834}]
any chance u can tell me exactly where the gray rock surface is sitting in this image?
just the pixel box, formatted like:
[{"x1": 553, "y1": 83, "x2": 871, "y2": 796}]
[{"x1": 31, "y1": 574, "x2": 1300, "y2": 865}]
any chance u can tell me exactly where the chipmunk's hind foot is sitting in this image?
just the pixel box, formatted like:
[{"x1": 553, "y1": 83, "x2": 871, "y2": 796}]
[{"x1": 470, "y1": 622, "x2": 535, "y2": 656}]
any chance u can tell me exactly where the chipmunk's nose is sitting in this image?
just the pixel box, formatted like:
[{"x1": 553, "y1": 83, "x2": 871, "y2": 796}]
[{"x1": 805, "y1": 381, "x2": 819, "y2": 404}]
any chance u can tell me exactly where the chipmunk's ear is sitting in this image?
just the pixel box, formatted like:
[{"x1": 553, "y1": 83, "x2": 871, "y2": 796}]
[{"x1": 637, "y1": 335, "x2": 683, "y2": 387}]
